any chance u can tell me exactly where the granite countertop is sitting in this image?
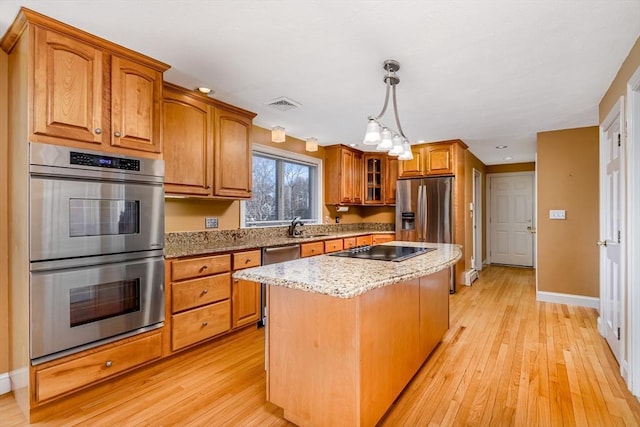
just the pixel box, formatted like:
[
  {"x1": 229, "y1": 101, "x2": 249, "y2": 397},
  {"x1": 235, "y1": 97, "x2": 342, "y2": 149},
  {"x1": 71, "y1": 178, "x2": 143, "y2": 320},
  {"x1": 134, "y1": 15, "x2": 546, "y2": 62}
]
[
  {"x1": 232, "y1": 242, "x2": 462, "y2": 299},
  {"x1": 164, "y1": 229, "x2": 394, "y2": 259}
]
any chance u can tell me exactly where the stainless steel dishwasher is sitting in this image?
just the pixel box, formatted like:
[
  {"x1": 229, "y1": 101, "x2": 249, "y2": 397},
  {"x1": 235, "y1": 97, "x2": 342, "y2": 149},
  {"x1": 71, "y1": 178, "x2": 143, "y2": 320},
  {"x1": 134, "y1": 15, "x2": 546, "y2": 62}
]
[{"x1": 260, "y1": 244, "x2": 300, "y2": 326}]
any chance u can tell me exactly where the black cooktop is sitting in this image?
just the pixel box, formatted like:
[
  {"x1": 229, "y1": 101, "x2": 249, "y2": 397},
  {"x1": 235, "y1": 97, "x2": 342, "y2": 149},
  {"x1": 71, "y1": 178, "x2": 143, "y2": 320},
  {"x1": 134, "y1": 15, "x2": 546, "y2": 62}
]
[{"x1": 329, "y1": 245, "x2": 436, "y2": 262}]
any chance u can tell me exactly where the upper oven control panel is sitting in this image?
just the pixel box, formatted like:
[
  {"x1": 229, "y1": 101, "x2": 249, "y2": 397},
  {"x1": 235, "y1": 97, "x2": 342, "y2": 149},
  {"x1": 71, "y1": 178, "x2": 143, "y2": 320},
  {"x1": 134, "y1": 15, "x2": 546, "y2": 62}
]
[{"x1": 70, "y1": 152, "x2": 141, "y2": 171}]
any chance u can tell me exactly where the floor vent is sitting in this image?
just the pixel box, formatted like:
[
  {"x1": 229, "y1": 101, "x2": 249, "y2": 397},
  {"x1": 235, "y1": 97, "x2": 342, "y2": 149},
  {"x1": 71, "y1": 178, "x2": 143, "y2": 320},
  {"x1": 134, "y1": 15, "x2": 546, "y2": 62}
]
[
  {"x1": 265, "y1": 96, "x2": 301, "y2": 111},
  {"x1": 464, "y1": 269, "x2": 479, "y2": 286}
]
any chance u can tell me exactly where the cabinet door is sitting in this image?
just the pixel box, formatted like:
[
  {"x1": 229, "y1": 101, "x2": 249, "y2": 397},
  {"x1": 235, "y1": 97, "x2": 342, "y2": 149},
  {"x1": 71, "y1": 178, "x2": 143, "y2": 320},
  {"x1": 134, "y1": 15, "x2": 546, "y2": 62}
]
[
  {"x1": 363, "y1": 154, "x2": 383, "y2": 204},
  {"x1": 33, "y1": 27, "x2": 105, "y2": 145},
  {"x1": 232, "y1": 278, "x2": 261, "y2": 329},
  {"x1": 352, "y1": 151, "x2": 363, "y2": 204},
  {"x1": 214, "y1": 108, "x2": 253, "y2": 198},
  {"x1": 163, "y1": 89, "x2": 213, "y2": 195},
  {"x1": 111, "y1": 55, "x2": 162, "y2": 153},
  {"x1": 339, "y1": 149, "x2": 354, "y2": 203},
  {"x1": 385, "y1": 157, "x2": 399, "y2": 205},
  {"x1": 425, "y1": 144, "x2": 453, "y2": 175},
  {"x1": 398, "y1": 148, "x2": 425, "y2": 177}
]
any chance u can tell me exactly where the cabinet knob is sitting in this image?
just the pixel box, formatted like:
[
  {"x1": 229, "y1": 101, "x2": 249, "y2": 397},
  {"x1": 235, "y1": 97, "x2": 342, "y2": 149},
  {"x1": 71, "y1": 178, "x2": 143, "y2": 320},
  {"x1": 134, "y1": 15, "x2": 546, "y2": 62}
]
[
  {"x1": 199, "y1": 265, "x2": 208, "y2": 272},
  {"x1": 94, "y1": 128, "x2": 102, "y2": 134},
  {"x1": 245, "y1": 258, "x2": 251, "y2": 264},
  {"x1": 202, "y1": 321, "x2": 208, "y2": 327},
  {"x1": 105, "y1": 360, "x2": 113, "y2": 368},
  {"x1": 114, "y1": 131, "x2": 122, "y2": 138},
  {"x1": 201, "y1": 289, "x2": 208, "y2": 295}
]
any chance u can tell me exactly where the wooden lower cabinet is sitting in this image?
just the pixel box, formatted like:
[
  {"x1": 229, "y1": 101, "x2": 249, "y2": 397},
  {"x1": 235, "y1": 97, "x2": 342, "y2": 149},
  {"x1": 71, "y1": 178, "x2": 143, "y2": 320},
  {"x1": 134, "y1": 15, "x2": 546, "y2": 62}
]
[
  {"x1": 324, "y1": 239, "x2": 344, "y2": 253},
  {"x1": 35, "y1": 332, "x2": 162, "y2": 403},
  {"x1": 343, "y1": 237, "x2": 357, "y2": 249},
  {"x1": 232, "y1": 250, "x2": 262, "y2": 329},
  {"x1": 172, "y1": 301, "x2": 231, "y2": 351},
  {"x1": 301, "y1": 241, "x2": 325, "y2": 257},
  {"x1": 372, "y1": 234, "x2": 395, "y2": 245},
  {"x1": 172, "y1": 273, "x2": 231, "y2": 313},
  {"x1": 356, "y1": 235, "x2": 373, "y2": 246}
]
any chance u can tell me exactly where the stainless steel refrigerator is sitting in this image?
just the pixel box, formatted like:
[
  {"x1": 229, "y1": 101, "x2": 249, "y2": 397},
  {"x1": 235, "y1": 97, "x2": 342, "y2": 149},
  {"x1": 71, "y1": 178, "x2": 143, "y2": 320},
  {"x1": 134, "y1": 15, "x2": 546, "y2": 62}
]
[{"x1": 395, "y1": 176, "x2": 455, "y2": 292}]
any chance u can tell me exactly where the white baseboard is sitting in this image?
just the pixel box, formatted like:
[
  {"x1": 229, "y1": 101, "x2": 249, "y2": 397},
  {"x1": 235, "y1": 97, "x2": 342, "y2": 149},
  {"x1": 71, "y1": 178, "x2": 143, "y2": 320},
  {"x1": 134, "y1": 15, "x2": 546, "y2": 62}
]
[
  {"x1": 463, "y1": 269, "x2": 479, "y2": 286},
  {"x1": 0, "y1": 372, "x2": 10, "y2": 395},
  {"x1": 536, "y1": 291, "x2": 599, "y2": 309}
]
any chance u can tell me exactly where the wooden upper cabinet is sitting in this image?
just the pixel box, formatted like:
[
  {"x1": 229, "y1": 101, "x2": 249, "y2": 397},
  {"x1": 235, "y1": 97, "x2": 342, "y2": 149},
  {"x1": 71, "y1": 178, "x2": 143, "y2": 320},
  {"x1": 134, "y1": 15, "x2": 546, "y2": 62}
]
[
  {"x1": 385, "y1": 157, "x2": 399, "y2": 205},
  {"x1": 398, "y1": 148, "x2": 425, "y2": 178},
  {"x1": 33, "y1": 27, "x2": 105, "y2": 145},
  {"x1": 424, "y1": 143, "x2": 453, "y2": 175},
  {"x1": 213, "y1": 107, "x2": 254, "y2": 199},
  {"x1": 163, "y1": 85, "x2": 213, "y2": 196},
  {"x1": 364, "y1": 154, "x2": 384, "y2": 205},
  {"x1": 110, "y1": 55, "x2": 162, "y2": 153},
  {"x1": 325, "y1": 145, "x2": 364, "y2": 205},
  {"x1": 352, "y1": 151, "x2": 363, "y2": 204}
]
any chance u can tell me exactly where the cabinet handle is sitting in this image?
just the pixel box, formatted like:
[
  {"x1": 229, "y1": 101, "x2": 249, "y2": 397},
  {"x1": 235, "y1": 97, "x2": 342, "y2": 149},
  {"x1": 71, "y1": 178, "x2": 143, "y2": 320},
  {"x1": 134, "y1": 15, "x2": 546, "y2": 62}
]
[
  {"x1": 114, "y1": 131, "x2": 122, "y2": 138},
  {"x1": 105, "y1": 360, "x2": 113, "y2": 368},
  {"x1": 201, "y1": 289, "x2": 208, "y2": 295},
  {"x1": 95, "y1": 128, "x2": 102, "y2": 134},
  {"x1": 245, "y1": 258, "x2": 251, "y2": 264},
  {"x1": 199, "y1": 265, "x2": 208, "y2": 272},
  {"x1": 234, "y1": 279, "x2": 239, "y2": 283},
  {"x1": 202, "y1": 321, "x2": 208, "y2": 327}
]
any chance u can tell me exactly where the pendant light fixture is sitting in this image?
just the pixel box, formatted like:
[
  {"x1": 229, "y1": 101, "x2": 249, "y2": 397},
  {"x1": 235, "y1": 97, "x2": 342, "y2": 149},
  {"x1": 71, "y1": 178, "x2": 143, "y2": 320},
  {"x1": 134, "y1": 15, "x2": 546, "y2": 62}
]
[{"x1": 363, "y1": 59, "x2": 413, "y2": 160}]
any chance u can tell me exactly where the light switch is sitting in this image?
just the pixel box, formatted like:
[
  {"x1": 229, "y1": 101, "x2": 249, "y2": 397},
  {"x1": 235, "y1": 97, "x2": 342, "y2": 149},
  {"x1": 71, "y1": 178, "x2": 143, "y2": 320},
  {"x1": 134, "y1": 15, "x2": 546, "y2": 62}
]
[{"x1": 549, "y1": 210, "x2": 566, "y2": 220}]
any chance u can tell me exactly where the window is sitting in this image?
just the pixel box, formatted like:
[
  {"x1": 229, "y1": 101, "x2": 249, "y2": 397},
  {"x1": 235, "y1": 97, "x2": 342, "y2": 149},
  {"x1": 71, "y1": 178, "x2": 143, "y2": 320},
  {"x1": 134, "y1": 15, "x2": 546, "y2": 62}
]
[{"x1": 242, "y1": 145, "x2": 322, "y2": 227}]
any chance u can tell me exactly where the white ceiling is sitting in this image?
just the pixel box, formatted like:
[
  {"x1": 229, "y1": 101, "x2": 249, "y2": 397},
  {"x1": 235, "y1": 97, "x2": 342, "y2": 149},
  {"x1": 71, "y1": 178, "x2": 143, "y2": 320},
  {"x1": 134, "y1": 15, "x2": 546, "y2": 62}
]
[{"x1": 1, "y1": 1, "x2": 639, "y2": 165}]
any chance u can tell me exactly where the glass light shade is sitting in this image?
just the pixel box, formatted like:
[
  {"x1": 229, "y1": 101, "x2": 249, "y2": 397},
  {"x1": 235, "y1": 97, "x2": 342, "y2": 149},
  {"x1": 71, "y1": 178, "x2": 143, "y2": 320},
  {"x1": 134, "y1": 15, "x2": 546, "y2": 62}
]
[
  {"x1": 271, "y1": 126, "x2": 285, "y2": 143},
  {"x1": 388, "y1": 135, "x2": 404, "y2": 156},
  {"x1": 376, "y1": 127, "x2": 393, "y2": 151},
  {"x1": 398, "y1": 140, "x2": 414, "y2": 160},
  {"x1": 363, "y1": 120, "x2": 382, "y2": 145},
  {"x1": 305, "y1": 137, "x2": 318, "y2": 152}
]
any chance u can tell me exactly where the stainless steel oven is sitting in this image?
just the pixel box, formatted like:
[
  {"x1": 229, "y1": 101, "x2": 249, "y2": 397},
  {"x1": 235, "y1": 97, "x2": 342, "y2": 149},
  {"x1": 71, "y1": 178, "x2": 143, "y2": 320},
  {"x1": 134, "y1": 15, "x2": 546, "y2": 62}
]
[{"x1": 29, "y1": 142, "x2": 165, "y2": 364}]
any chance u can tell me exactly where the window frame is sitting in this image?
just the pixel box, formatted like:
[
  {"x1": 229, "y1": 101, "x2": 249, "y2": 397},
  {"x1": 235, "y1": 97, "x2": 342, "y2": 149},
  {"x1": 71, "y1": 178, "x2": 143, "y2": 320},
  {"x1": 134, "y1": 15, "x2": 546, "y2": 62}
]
[{"x1": 240, "y1": 143, "x2": 323, "y2": 228}]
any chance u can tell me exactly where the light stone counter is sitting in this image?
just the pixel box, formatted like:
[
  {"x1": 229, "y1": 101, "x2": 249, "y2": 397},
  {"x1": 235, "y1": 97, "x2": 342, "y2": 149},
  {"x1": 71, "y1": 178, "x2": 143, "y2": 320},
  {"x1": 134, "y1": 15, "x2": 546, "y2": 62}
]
[{"x1": 232, "y1": 241, "x2": 461, "y2": 298}]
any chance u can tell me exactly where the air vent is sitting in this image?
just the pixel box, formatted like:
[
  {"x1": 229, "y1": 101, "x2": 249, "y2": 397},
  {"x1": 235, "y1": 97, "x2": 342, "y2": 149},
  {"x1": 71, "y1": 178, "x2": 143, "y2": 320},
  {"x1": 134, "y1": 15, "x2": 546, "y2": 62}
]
[{"x1": 265, "y1": 96, "x2": 301, "y2": 111}]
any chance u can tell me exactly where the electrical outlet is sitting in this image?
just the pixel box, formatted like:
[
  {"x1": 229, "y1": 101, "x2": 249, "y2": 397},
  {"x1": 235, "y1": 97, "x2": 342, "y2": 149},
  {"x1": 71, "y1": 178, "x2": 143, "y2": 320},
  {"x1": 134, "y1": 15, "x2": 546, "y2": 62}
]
[
  {"x1": 205, "y1": 217, "x2": 218, "y2": 228},
  {"x1": 549, "y1": 210, "x2": 566, "y2": 220}
]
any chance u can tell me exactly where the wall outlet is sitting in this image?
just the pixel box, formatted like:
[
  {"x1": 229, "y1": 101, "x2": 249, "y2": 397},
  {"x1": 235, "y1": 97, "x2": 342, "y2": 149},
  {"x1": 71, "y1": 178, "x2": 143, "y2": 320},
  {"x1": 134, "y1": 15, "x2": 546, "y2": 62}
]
[
  {"x1": 205, "y1": 217, "x2": 218, "y2": 228},
  {"x1": 549, "y1": 210, "x2": 566, "y2": 220}
]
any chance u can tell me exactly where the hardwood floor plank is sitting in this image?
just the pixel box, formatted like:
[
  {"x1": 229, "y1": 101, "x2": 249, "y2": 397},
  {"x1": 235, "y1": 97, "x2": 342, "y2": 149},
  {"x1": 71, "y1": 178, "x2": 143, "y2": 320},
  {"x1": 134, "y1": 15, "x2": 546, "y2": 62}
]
[{"x1": 1, "y1": 266, "x2": 640, "y2": 426}]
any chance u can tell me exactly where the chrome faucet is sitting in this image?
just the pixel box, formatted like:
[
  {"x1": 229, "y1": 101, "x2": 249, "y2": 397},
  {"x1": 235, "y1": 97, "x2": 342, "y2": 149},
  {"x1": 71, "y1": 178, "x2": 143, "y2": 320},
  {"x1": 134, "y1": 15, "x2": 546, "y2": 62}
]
[{"x1": 289, "y1": 216, "x2": 304, "y2": 236}]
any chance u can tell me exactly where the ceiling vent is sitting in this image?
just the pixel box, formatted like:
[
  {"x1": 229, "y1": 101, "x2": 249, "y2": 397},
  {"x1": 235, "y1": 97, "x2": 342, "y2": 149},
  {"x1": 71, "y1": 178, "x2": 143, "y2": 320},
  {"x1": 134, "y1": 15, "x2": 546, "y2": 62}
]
[{"x1": 265, "y1": 96, "x2": 301, "y2": 111}]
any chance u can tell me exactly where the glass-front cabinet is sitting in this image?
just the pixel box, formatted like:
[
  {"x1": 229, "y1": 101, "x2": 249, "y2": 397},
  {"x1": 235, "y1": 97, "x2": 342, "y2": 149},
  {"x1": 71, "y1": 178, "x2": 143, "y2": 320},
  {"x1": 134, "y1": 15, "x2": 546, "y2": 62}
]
[{"x1": 364, "y1": 154, "x2": 384, "y2": 204}]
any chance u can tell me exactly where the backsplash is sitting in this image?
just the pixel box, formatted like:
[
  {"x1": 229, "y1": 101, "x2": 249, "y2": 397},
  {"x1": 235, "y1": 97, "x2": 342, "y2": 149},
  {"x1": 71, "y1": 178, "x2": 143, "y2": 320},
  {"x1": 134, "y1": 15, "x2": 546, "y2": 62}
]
[{"x1": 165, "y1": 223, "x2": 394, "y2": 246}]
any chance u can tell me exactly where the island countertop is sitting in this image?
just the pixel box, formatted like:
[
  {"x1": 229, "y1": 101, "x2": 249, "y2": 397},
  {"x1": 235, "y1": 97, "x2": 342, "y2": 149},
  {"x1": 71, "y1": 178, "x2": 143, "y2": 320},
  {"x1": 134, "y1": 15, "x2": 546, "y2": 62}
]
[{"x1": 232, "y1": 241, "x2": 462, "y2": 298}]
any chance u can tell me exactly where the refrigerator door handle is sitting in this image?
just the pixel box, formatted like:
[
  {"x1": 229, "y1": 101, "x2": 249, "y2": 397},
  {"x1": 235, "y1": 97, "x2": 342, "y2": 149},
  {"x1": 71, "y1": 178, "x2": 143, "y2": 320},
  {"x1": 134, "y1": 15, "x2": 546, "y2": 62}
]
[
  {"x1": 421, "y1": 185, "x2": 428, "y2": 242},
  {"x1": 417, "y1": 185, "x2": 424, "y2": 241}
]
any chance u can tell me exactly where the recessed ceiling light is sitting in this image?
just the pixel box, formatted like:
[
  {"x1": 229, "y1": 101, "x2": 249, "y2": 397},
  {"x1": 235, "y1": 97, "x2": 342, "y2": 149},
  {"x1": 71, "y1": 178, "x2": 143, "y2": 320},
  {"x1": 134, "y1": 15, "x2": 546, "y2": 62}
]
[
  {"x1": 195, "y1": 87, "x2": 213, "y2": 95},
  {"x1": 504, "y1": 156, "x2": 513, "y2": 161},
  {"x1": 496, "y1": 145, "x2": 508, "y2": 149},
  {"x1": 349, "y1": 143, "x2": 357, "y2": 147}
]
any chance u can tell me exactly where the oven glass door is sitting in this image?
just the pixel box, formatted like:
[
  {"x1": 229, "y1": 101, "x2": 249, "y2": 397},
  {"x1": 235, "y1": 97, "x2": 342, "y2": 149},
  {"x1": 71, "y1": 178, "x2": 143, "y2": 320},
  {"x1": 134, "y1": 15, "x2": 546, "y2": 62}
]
[
  {"x1": 30, "y1": 176, "x2": 164, "y2": 261},
  {"x1": 30, "y1": 256, "x2": 164, "y2": 361}
]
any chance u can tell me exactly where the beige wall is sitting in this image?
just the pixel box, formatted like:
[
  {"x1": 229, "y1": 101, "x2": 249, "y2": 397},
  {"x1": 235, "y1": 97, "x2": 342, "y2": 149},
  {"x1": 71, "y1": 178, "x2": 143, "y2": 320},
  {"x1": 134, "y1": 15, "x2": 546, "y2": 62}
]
[
  {"x1": 1, "y1": 48, "x2": 9, "y2": 378},
  {"x1": 537, "y1": 126, "x2": 599, "y2": 297},
  {"x1": 486, "y1": 162, "x2": 535, "y2": 174},
  {"x1": 599, "y1": 37, "x2": 640, "y2": 121}
]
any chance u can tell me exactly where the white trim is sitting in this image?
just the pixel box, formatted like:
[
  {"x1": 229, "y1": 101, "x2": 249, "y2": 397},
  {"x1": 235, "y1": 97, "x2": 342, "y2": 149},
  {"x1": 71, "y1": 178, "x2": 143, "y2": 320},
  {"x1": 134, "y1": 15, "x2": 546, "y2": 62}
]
[
  {"x1": 485, "y1": 171, "x2": 536, "y2": 266},
  {"x1": 0, "y1": 372, "x2": 10, "y2": 395},
  {"x1": 536, "y1": 291, "x2": 599, "y2": 309},
  {"x1": 240, "y1": 143, "x2": 324, "y2": 228},
  {"x1": 627, "y1": 64, "x2": 640, "y2": 397},
  {"x1": 472, "y1": 168, "x2": 483, "y2": 271}
]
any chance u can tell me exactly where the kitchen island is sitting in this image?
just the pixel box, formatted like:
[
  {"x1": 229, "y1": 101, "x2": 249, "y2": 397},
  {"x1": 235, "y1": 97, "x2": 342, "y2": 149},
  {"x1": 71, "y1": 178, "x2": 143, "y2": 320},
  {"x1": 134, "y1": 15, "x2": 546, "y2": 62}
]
[{"x1": 233, "y1": 242, "x2": 461, "y2": 427}]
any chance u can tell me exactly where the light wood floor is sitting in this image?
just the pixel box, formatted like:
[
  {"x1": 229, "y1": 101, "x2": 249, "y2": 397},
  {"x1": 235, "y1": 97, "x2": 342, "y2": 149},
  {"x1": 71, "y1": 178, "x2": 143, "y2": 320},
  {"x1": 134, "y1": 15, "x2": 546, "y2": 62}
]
[{"x1": 1, "y1": 266, "x2": 639, "y2": 426}]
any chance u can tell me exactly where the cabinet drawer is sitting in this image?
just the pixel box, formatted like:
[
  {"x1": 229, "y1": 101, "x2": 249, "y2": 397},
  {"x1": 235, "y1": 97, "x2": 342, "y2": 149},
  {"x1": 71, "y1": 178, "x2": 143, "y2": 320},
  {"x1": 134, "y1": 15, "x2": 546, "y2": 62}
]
[
  {"x1": 372, "y1": 234, "x2": 395, "y2": 245},
  {"x1": 172, "y1": 301, "x2": 231, "y2": 351},
  {"x1": 172, "y1": 273, "x2": 231, "y2": 313},
  {"x1": 233, "y1": 250, "x2": 261, "y2": 270},
  {"x1": 356, "y1": 235, "x2": 373, "y2": 246},
  {"x1": 171, "y1": 254, "x2": 231, "y2": 281},
  {"x1": 300, "y1": 242, "x2": 325, "y2": 257},
  {"x1": 36, "y1": 332, "x2": 162, "y2": 402},
  {"x1": 324, "y1": 239, "x2": 344, "y2": 253},
  {"x1": 344, "y1": 237, "x2": 357, "y2": 249}
]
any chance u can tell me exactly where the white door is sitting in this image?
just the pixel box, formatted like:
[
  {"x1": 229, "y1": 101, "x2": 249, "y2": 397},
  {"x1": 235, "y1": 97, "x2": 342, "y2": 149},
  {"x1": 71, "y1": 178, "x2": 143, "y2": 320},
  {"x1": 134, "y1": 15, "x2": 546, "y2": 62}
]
[
  {"x1": 489, "y1": 173, "x2": 534, "y2": 266},
  {"x1": 600, "y1": 98, "x2": 624, "y2": 364}
]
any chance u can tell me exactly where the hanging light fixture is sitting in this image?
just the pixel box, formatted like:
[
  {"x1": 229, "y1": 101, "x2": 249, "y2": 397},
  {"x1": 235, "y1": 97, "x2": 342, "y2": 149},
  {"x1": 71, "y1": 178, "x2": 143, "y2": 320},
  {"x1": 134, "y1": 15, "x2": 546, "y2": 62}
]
[
  {"x1": 363, "y1": 59, "x2": 413, "y2": 160},
  {"x1": 305, "y1": 137, "x2": 318, "y2": 152},
  {"x1": 271, "y1": 126, "x2": 286, "y2": 143}
]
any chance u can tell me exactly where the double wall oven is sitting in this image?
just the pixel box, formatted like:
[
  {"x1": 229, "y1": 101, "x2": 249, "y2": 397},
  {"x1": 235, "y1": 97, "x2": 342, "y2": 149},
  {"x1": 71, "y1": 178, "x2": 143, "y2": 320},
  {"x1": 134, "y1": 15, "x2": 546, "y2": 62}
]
[{"x1": 29, "y1": 143, "x2": 165, "y2": 364}]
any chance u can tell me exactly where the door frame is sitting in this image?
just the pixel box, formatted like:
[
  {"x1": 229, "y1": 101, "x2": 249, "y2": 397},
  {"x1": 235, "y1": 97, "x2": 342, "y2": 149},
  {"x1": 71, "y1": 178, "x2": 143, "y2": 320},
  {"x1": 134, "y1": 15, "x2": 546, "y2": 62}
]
[
  {"x1": 626, "y1": 65, "x2": 640, "y2": 397},
  {"x1": 472, "y1": 168, "x2": 483, "y2": 270},
  {"x1": 486, "y1": 171, "x2": 536, "y2": 267},
  {"x1": 599, "y1": 96, "x2": 625, "y2": 370}
]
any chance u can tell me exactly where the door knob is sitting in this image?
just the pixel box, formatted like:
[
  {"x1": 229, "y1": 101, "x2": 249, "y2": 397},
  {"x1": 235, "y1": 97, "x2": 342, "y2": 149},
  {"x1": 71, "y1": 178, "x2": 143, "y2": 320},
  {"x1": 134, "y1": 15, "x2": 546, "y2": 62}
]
[
  {"x1": 597, "y1": 240, "x2": 608, "y2": 247},
  {"x1": 527, "y1": 226, "x2": 536, "y2": 234}
]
